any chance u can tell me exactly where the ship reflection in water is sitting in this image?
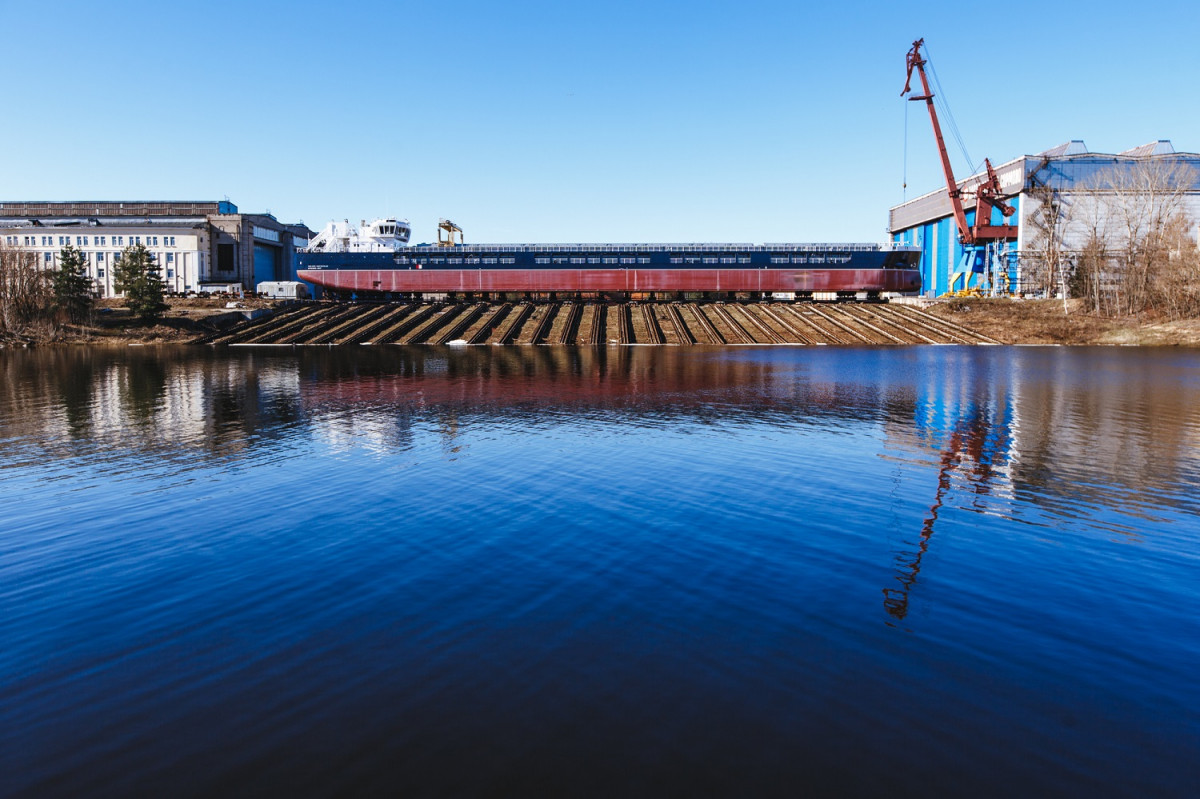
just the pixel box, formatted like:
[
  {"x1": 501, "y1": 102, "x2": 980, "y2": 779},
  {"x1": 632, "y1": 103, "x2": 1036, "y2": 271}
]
[{"x1": 1, "y1": 345, "x2": 1198, "y2": 797}]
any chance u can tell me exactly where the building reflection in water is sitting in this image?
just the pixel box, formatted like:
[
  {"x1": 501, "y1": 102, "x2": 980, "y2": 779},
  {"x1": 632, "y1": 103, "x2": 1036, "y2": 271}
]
[{"x1": 1, "y1": 346, "x2": 1197, "y2": 609}]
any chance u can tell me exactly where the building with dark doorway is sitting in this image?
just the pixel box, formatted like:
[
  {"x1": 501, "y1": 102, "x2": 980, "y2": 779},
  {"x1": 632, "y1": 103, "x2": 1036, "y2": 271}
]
[{"x1": 0, "y1": 200, "x2": 314, "y2": 295}]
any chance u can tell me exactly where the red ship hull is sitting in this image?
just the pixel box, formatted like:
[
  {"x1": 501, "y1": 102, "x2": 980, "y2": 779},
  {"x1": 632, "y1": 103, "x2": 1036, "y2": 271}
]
[{"x1": 297, "y1": 268, "x2": 922, "y2": 295}]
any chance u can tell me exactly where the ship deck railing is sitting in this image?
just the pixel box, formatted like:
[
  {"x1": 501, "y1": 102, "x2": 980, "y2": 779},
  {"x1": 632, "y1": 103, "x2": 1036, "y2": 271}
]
[{"x1": 396, "y1": 242, "x2": 888, "y2": 253}]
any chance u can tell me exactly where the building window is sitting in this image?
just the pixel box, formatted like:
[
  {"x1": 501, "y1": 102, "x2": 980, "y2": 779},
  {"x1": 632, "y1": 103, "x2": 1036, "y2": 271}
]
[
  {"x1": 169, "y1": 236, "x2": 175, "y2": 246},
  {"x1": 44, "y1": 252, "x2": 52, "y2": 263},
  {"x1": 166, "y1": 269, "x2": 174, "y2": 278},
  {"x1": 97, "y1": 253, "x2": 104, "y2": 261},
  {"x1": 98, "y1": 269, "x2": 104, "y2": 278},
  {"x1": 500, "y1": 257, "x2": 515, "y2": 265},
  {"x1": 166, "y1": 253, "x2": 174, "y2": 263},
  {"x1": 97, "y1": 236, "x2": 105, "y2": 246}
]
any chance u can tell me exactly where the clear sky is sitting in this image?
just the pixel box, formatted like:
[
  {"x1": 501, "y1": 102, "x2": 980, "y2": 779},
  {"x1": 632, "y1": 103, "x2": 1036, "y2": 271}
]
[{"x1": 3, "y1": 0, "x2": 1198, "y2": 243}]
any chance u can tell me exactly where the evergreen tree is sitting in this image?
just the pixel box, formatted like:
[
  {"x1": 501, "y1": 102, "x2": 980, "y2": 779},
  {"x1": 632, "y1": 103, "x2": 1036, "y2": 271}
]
[
  {"x1": 113, "y1": 243, "x2": 167, "y2": 322},
  {"x1": 51, "y1": 244, "x2": 95, "y2": 324}
]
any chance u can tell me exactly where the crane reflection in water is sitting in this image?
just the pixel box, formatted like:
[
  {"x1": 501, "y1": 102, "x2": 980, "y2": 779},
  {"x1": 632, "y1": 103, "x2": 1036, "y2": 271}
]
[{"x1": 883, "y1": 393, "x2": 1013, "y2": 625}]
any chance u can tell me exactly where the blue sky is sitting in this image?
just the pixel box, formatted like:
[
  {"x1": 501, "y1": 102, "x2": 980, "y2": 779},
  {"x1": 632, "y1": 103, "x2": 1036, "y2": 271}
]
[{"x1": 3, "y1": 1, "x2": 1198, "y2": 243}]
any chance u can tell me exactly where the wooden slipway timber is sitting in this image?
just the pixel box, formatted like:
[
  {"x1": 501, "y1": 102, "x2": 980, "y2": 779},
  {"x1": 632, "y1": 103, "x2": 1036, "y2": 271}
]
[{"x1": 199, "y1": 302, "x2": 1001, "y2": 346}]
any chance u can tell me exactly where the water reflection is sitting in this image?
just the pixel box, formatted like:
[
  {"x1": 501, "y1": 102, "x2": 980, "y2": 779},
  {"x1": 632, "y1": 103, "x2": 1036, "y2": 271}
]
[
  {"x1": 2, "y1": 346, "x2": 1198, "y2": 509},
  {"x1": 884, "y1": 395, "x2": 1013, "y2": 623},
  {"x1": 3, "y1": 345, "x2": 1199, "y2": 796}
]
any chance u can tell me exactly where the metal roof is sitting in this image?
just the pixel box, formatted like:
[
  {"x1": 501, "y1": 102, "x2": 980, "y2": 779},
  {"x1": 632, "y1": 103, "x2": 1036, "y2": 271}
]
[
  {"x1": 888, "y1": 141, "x2": 1200, "y2": 233},
  {"x1": 0, "y1": 201, "x2": 235, "y2": 218},
  {"x1": 1118, "y1": 140, "x2": 1175, "y2": 157}
]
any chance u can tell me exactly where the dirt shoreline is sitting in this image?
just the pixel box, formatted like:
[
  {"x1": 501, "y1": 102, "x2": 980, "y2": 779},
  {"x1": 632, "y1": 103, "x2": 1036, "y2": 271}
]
[
  {"x1": 4, "y1": 297, "x2": 1200, "y2": 348},
  {"x1": 925, "y1": 297, "x2": 1200, "y2": 346}
]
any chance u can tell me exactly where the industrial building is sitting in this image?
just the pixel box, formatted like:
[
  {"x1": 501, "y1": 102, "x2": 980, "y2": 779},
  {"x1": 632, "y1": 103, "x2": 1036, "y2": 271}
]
[
  {"x1": 888, "y1": 140, "x2": 1200, "y2": 296},
  {"x1": 0, "y1": 201, "x2": 313, "y2": 296}
]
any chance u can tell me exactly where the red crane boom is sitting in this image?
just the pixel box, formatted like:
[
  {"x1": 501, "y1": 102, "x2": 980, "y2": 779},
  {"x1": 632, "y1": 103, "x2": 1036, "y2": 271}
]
[{"x1": 902, "y1": 39, "x2": 1016, "y2": 245}]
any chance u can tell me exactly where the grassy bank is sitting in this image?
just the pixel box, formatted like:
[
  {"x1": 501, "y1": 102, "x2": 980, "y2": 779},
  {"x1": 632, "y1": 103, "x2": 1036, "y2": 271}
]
[
  {"x1": 927, "y1": 297, "x2": 1200, "y2": 345},
  {"x1": 0, "y1": 297, "x2": 271, "y2": 347}
]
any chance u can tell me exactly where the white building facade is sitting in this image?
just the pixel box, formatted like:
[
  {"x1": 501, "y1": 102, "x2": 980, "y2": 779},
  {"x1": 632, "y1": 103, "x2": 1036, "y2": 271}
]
[
  {"x1": 0, "y1": 201, "x2": 313, "y2": 296},
  {"x1": 2, "y1": 224, "x2": 209, "y2": 297}
]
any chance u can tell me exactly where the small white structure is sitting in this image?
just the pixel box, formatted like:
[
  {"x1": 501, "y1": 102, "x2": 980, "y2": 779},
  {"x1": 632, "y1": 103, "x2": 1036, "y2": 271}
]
[
  {"x1": 198, "y1": 283, "x2": 244, "y2": 296},
  {"x1": 257, "y1": 281, "x2": 310, "y2": 300},
  {"x1": 305, "y1": 217, "x2": 411, "y2": 253}
]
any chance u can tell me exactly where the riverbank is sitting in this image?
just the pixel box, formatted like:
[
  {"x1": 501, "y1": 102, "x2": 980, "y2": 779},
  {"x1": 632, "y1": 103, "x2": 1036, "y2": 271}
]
[
  {"x1": 0, "y1": 297, "x2": 273, "y2": 347},
  {"x1": 927, "y1": 297, "x2": 1200, "y2": 345},
  {"x1": 4, "y1": 296, "x2": 1199, "y2": 347}
]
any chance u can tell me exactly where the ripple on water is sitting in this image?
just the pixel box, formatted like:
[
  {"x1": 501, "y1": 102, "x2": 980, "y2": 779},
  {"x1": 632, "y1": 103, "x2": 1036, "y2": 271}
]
[{"x1": 1, "y1": 345, "x2": 1198, "y2": 797}]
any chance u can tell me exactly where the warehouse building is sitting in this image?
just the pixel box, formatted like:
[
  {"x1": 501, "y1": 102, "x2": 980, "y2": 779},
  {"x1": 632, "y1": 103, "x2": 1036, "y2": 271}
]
[
  {"x1": 0, "y1": 201, "x2": 313, "y2": 296},
  {"x1": 888, "y1": 141, "x2": 1200, "y2": 296}
]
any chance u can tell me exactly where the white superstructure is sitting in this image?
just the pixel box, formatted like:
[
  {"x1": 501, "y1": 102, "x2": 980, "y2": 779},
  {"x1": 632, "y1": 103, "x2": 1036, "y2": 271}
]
[{"x1": 305, "y1": 218, "x2": 411, "y2": 253}]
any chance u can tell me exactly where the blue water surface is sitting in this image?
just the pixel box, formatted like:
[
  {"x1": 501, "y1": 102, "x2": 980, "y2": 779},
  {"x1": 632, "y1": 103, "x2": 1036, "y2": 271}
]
[{"x1": 1, "y1": 345, "x2": 1198, "y2": 797}]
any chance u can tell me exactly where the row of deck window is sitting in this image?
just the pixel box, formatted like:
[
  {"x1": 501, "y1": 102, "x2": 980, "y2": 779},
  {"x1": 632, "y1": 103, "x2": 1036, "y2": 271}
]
[{"x1": 4, "y1": 234, "x2": 180, "y2": 248}]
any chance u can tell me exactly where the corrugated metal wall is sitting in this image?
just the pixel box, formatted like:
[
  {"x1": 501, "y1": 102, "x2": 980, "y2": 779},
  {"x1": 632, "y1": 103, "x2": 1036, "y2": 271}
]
[
  {"x1": 890, "y1": 198, "x2": 1019, "y2": 296},
  {"x1": 891, "y1": 150, "x2": 1200, "y2": 296}
]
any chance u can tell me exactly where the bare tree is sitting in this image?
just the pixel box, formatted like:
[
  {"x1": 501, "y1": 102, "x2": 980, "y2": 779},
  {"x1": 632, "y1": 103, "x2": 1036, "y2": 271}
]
[
  {"x1": 1156, "y1": 215, "x2": 1200, "y2": 319},
  {"x1": 0, "y1": 242, "x2": 54, "y2": 338},
  {"x1": 1023, "y1": 159, "x2": 1076, "y2": 300},
  {"x1": 1098, "y1": 159, "x2": 1197, "y2": 316},
  {"x1": 1048, "y1": 158, "x2": 1199, "y2": 318}
]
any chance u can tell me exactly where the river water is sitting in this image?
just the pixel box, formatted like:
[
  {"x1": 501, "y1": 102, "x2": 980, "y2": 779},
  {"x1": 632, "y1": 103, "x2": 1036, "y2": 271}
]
[{"x1": 2, "y1": 345, "x2": 1198, "y2": 797}]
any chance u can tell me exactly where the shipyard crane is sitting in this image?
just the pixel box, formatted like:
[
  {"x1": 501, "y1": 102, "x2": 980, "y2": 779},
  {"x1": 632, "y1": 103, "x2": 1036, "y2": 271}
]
[
  {"x1": 902, "y1": 39, "x2": 1017, "y2": 246},
  {"x1": 437, "y1": 218, "x2": 464, "y2": 247}
]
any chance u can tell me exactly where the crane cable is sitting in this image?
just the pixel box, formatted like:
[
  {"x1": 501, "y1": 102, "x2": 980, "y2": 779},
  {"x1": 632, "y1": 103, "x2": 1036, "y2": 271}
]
[
  {"x1": 923, "y1": 45, "x2": 981, "y2": 178},
  {"x1": 903, "y1": 97, "x2": 909, "y2": 200}
]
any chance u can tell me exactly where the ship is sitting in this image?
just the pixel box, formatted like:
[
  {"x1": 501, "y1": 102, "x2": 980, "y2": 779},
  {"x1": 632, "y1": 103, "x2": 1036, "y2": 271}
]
[{"x1": 296, "y1": 217, "x2": 922, "y2": 300}]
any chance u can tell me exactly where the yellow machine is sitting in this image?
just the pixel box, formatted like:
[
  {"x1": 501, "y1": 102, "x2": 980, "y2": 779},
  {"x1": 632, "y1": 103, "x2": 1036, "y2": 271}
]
[{"x1": 437, "y1": 219, "x2": 464, "y2": 247}]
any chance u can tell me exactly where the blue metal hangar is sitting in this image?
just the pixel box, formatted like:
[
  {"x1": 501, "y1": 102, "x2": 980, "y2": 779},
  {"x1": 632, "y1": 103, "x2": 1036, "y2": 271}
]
[{"x1": 887, "y1": 140, "x2": 1200, "y2": 297}]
